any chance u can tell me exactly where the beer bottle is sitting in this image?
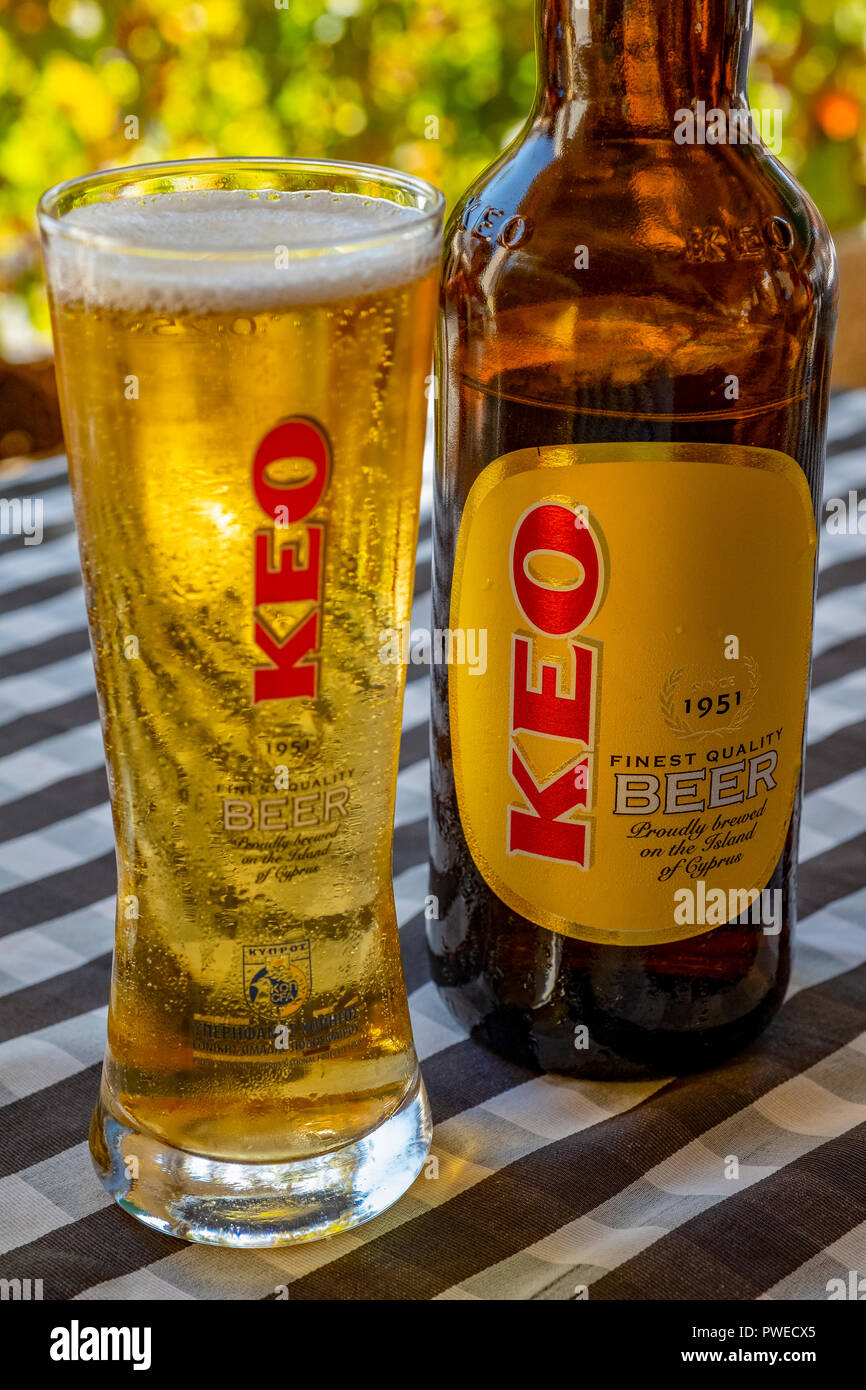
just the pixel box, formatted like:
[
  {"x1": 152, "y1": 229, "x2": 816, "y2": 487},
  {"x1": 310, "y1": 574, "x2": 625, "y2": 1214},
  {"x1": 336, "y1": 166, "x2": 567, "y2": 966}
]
[{"x1": 428, "y1": 0, "x2": 838, "y2": 1076}]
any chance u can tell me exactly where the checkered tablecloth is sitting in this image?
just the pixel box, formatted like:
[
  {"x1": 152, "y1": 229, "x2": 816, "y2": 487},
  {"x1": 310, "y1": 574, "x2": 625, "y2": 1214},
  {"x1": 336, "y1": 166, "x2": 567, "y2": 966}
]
[{"x1": 1, "y1": 396, "x2": 864, "y2": 1301}]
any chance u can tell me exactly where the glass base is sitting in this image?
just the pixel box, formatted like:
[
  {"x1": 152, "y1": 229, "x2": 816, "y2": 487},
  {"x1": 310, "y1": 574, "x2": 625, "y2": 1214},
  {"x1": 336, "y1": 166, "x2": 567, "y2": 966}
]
[{"x1": 89, "y1": 1073, "x2": 431, "y2": 1247}]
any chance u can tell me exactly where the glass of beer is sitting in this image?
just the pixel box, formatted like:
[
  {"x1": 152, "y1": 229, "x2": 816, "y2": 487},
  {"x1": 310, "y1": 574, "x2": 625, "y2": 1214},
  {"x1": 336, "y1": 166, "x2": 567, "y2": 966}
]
[{"x1": 38, "y1": 158, "x2": 443, "y2": 1245}]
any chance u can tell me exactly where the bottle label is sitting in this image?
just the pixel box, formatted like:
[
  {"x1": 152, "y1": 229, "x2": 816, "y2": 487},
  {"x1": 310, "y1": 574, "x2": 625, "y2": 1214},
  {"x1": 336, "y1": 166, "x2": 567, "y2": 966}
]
[{"x1": 449, "y1": 442, "x2": 817, "y2": 946}]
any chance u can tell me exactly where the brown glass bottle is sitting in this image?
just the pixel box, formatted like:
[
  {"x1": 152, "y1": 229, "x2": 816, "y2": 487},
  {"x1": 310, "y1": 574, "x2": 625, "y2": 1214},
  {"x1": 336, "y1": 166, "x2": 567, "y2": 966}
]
[{"x1": 428, "y1": 0, "x2": 837, "y2": 1076}]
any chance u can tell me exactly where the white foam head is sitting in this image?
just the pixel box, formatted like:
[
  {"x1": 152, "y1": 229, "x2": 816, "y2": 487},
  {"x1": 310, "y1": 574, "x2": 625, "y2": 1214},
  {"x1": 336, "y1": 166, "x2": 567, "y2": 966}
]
[{"x1": 42, "y1": 189, "x2": 440, "y2": 312}]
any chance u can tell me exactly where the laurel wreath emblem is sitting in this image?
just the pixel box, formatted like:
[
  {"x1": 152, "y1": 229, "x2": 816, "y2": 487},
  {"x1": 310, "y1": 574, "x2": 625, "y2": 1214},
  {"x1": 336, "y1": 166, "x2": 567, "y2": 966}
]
[{"x1": 660, "y1": 656, "x2": 759, "y2": 741}]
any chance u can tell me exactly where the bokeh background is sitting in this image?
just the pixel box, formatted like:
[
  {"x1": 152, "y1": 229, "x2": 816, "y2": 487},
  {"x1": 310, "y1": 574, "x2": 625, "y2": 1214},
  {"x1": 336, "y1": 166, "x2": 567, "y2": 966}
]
[{"x1": 0, "y1": 0, "x2": 864, "y2": 362}]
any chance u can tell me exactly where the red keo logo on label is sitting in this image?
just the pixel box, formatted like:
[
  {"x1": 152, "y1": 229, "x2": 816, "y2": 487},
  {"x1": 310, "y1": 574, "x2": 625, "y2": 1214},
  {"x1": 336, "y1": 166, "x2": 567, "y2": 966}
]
[
  {"x1": 507, "y1": 502, "x2": 605, "y2": 867},
  {"x1": 252, "y1": 417, "x2": 330, "y2": 703}
]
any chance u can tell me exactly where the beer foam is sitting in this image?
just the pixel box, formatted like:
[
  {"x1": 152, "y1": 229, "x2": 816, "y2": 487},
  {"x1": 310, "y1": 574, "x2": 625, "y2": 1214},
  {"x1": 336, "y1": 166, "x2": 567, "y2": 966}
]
[{"x1": 43, "y1": 188, "x2": 440, "y2": 311}]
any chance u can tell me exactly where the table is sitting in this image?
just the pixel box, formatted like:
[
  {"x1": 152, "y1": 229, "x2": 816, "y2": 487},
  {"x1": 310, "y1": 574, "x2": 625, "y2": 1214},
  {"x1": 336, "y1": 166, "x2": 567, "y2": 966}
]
[{"x1": 1, "y1": 396, "x2": 864, "y2": 1301}]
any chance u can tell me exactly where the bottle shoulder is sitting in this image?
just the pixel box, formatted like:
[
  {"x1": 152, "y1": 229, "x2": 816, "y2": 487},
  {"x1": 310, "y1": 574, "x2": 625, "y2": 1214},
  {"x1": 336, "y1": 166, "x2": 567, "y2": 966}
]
[
  {"x1": 439, "y1": 134, "x2": 837, "y2": 416},
  {"x1": 443, "y1": 132, "x2": 837, "y2": 313}
]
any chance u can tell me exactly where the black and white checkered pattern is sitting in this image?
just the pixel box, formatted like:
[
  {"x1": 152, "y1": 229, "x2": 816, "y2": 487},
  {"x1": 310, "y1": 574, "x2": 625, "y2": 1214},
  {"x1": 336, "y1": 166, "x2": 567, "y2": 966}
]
[{"x1": 0, "y1": 401, "x2": 864, "y2": 1300}]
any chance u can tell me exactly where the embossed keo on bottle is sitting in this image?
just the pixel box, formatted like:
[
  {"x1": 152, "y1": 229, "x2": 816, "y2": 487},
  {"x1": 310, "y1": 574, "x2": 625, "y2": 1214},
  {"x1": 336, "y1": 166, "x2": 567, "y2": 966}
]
[{"x1": 428, "y1": 1, "x2": 837, "y2": 1075}]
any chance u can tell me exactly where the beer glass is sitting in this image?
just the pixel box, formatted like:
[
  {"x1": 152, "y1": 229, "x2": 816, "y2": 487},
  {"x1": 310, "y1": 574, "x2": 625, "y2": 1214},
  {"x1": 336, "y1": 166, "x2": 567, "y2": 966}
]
[{"x1": 38, "y1": 158, "x2": 443, "y2": 1245}]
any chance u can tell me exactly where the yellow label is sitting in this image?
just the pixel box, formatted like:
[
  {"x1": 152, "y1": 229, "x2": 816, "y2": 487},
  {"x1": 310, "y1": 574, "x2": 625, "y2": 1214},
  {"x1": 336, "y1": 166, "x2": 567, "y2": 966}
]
[{"x1": 449, "y1": 442, "x2": 816, "y2": 946}]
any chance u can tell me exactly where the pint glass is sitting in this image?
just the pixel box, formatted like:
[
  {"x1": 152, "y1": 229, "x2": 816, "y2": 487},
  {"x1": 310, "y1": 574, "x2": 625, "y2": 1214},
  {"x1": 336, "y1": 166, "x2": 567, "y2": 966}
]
[{"x1": 38, "y1": 159, "x2": 443, "y2": 1245}]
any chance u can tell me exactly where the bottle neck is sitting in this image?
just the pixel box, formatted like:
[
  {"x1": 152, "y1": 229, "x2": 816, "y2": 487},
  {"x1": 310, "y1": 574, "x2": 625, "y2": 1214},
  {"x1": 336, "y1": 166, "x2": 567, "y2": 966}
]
[{"x1": 533, "y1": 0, "x2": 752, "y2": 133}]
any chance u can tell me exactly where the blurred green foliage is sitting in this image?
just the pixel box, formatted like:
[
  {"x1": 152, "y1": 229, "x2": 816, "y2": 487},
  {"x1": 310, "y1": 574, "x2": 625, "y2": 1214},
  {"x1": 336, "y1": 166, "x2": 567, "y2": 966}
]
[{"x1": 0, "y1": 0, "x2": 864, "y2": 350}]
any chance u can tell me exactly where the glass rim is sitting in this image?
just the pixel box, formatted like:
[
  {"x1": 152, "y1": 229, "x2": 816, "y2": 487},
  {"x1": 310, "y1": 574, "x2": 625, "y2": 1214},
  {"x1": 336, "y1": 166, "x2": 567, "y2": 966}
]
[{"x1": 37, "y1": 156, "x2": 445, "y2": 263}]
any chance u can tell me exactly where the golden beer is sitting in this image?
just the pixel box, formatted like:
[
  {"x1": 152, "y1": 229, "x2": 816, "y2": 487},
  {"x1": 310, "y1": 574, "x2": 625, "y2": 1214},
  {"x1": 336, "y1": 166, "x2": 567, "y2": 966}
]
[
  {"x1": 39, "y1": 160, "x2": 442, "y2": 1244},
  {"x1": 428, "y1": 2, "x2": 836, "y2": 1078}
]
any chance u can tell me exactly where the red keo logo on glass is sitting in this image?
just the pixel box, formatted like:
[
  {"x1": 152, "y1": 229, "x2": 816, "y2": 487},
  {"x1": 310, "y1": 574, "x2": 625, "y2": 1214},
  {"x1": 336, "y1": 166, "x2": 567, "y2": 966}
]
[
  {"x1": 508, "y1": 501, "x2": 605, "y2": 868},
  {"x1": 251, "y1": 417, "x2": 331, "y2": 703}
]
